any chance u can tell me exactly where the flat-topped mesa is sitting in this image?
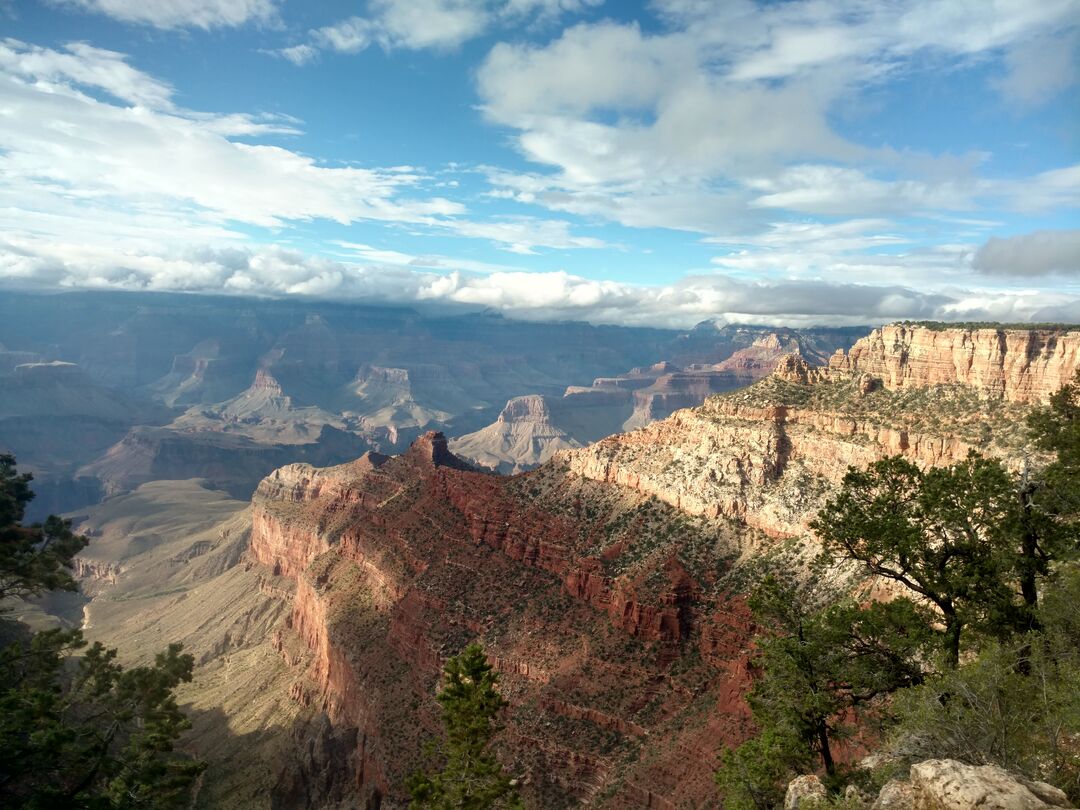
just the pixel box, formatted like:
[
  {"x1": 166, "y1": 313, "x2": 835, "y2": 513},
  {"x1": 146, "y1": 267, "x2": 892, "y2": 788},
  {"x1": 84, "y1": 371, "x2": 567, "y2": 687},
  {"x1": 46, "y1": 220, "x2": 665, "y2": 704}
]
[
  {"x1": 828, "y1": 323, "x2": 1080, "y2": 403},
  {"x1": 496, "y1": 394, "x2": 556, "y2": 424}
]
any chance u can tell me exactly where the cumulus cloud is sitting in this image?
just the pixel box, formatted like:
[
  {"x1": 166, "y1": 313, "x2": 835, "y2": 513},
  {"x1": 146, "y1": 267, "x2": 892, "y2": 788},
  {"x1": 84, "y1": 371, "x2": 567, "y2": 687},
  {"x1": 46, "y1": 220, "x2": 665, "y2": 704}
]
[
  {"x1": 972, "y1": 230, "x2": 1080, "y2": 276},
  {"x1": 5, "y1": 236, "x2": 1076, "y2": 329},
  {"x1": 475, "y1": 1, "x2": 1080, "y2": 235},
  {"x1": 52, "y1": 0, "x2": 277, "y2": 29}
]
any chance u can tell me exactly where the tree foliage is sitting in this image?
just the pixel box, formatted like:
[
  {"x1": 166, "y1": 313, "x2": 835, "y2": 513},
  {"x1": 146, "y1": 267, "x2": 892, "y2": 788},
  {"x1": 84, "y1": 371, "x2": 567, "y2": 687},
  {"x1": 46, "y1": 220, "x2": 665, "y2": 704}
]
[
  {"x1": 809, "y1": 452, "x2": 1066, "y2": 666},
  {"x1": 0, "y1": 454, "x2": 203, "y2": 808},
  {"x1": 716, "y1": 577, "x2": 932, "y2": 802},
  {"x1": 719, "y1": 370, "x2": 1080, "y2": 807},
  {"x1": 0, "y1": 453, "x2": 88, "y2": 604},
  {"x1": 887, "y1": 565, "x2": 1080, "y2": 802},
  {"x1": 408, "y1": 643, "x2": 522, "y2": 810}
]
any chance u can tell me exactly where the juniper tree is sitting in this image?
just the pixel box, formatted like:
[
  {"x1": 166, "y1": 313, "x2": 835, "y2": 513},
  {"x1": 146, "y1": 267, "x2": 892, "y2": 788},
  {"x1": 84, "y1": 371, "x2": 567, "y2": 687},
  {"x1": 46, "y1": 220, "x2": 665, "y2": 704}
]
[
  {"x1": 745, "y1": 577, "x2": 930, "y2": 775},
  {"x1": 810, "y1": 454, "x2": 1030, "y2": 667}
]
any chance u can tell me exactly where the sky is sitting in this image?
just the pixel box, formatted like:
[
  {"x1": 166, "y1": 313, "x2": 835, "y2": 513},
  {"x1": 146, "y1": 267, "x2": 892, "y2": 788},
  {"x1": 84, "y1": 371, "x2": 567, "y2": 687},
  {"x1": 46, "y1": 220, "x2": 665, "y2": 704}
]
[{"x1": 0, "y1": 0, "x2": 1078, "y2": 327}]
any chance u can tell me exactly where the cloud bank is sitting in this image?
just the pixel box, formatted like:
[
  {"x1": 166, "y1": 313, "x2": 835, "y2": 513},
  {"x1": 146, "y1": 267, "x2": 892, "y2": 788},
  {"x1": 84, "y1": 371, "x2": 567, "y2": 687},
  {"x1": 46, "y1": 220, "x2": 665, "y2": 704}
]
[{"x1": 4, "y1": 238, "x2": 1078, "y2": 329}]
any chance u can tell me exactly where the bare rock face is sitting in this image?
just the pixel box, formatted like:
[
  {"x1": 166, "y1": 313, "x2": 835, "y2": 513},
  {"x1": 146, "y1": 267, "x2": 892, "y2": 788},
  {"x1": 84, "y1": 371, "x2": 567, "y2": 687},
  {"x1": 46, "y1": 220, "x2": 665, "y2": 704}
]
[
  {"x1": 451, "y1": 332, "x2": 823, "y2": 474},
  {"x1": 563, "y1": 325, "x2": 1075, "y2": 538},
  {"x1": 873, "y1": 779, "x2": 915, "y2": 810},
  {"x1": 829, "y1": 325, "x2": 1080, "y2": 403},
  {"x1": 785, "y1": 774, "x2": 828, "y2": 809},
  {"x1": 773, "y1": 354, "x2": 824, "y2": 386},
  {"x1": 909, "y1": 760, "x2": 1073, "y2": 810},
  {"x1": 247, "y1": 432, "x2": 759, "y2": 807}
]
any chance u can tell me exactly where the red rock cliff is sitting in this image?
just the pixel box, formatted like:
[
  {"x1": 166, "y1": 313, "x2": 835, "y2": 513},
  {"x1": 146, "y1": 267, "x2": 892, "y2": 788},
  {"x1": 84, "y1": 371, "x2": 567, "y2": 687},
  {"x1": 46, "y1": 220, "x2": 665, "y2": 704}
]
[{"x1": 249, "y1": 431, "x2": 757, "y2": 807}]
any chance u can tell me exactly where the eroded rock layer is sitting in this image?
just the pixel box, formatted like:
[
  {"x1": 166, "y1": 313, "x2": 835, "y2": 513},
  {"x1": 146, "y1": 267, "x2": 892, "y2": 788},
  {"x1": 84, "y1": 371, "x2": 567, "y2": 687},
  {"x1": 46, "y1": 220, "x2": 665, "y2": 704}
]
[
  {"x1": 249, "y1": 432, "x2": 760, "y2": 808},
  {"x1": 828, "y1": 324, "x2": 1080, "y2": 403},
  {"x1": 244, "y1": 324, "x2": 1078, "y2": 807},
  {"x1": 564, "y1": 325, "x2": 1076, "y2": 537}
]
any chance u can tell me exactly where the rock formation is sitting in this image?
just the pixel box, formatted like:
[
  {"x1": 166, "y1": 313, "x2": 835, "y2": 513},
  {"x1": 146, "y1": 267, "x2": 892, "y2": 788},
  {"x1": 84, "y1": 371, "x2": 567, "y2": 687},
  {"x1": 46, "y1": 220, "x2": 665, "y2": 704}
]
[
  {"x1": 829, "y1": 324, "x2": 1080, "y2": 403},
  {"x1": 452, "y1": 329, "x2": 861, "y2": 473},
  {"x1": 563, "y1": 325, "x2": 1076, "y2": 537},
  {"x1": 908, "y1": 760, "x2": 1073, "y2": 810},
  {"x1": 247, "y1": 431, "x2": 760, "y2": 806},
  {"x1": 823, "y1": 760, "x2": 1079, "y2": 810},
  {"x1": 37, "y1": 318, "x2": 1080, "y2": 808},
  {"x1": 235, "y1": 323, "x2": 1080, "y2": 806}
]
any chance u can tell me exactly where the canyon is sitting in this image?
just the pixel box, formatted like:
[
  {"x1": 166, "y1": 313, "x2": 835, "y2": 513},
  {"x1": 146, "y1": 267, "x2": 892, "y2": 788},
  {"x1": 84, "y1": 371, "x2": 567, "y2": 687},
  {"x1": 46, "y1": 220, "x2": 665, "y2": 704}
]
[
  {"x1": 449, "y1": 331, "x2": 853, "y2": 473},
  {"x1": 0, "y1": 290, "x2": 863, "y2": 518},
  {"x1": 31, "y1": 321, "x2": 1080, "y2": 807}
]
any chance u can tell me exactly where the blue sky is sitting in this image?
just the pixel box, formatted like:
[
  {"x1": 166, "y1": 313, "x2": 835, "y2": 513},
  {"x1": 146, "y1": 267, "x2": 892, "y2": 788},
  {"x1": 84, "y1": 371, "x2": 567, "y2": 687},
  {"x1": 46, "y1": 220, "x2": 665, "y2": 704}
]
[{"x1": 0, "y1": 0, "x2": 1078, "y2": 326}]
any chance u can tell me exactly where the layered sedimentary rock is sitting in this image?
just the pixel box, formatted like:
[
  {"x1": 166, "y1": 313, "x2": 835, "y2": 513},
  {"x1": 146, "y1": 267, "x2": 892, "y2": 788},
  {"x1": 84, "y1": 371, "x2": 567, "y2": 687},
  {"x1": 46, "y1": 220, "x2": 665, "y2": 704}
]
[
  {"x1": 452, "y1": 331, "x2": 851, "y2": 473},
  {"x1": 249, "y1": 432, "x2": 759, "y2": 807},
  {"x1": 564, "y1": 326, "x2": 1075, "y2": 537},
  {"x1": 829, "y1": 324, "x2": 1080, "y2": 403},
  {"x1": 243, "y1": 324, "x2": 1080, "y2": 806}
]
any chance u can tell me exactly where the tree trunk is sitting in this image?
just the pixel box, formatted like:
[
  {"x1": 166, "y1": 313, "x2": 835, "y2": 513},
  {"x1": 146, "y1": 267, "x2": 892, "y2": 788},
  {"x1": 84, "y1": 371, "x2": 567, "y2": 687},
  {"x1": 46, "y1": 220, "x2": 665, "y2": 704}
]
[
  {"x1": 818, "y1": 721, "x2": 835, "y2": 777},
  {"x1": 944, "y1": 611, "x2": 962, "y2": 669}
]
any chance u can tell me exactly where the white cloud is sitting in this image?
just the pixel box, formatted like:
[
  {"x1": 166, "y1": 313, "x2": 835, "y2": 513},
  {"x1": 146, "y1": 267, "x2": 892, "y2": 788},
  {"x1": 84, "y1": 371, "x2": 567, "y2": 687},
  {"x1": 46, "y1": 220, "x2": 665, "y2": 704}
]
[
  {"x1": 972, "y1": 230, "x2": 1080, "y2": 276},
  {"x1": 438, "y1": 216, "x2": 610, "y2": 254},
  {"x1": 474, "y1": 1, "x2": 1080, "y2": 236},
  {"x1": 2, "y1": 236, "x2": 1041, "y2": 328},
  {"x1": 747, "y1": 165, "x2": 978, "y2": 216},
  {"x1": 277, "y1": 43, "x2": 318, "y2": 66},
  {"x1": 0, "y1": 39, "x2": 466, "y2": 247},
  {"x1": 53, "y1": 0, "x2": 277, "y2": 29},
  {"x1": 0, "y1": 39, "x2": 175, "y2": 108},
  {"x1": 278, "y1": 0, "x2": 602, "y2": 63}
]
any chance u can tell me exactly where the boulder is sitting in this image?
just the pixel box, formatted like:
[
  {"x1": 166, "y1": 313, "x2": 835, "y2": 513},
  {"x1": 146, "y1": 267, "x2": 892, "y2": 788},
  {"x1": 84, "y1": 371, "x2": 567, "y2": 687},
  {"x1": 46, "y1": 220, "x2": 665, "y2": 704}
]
[
  {"x1": 910, "y1": 759, "x2": 1073, "y2": 810},
  {"x1": 786, "y1": 774, "x2": 828, "y2": 809},
  {"x1": 873, "y1": 779, "x2": 914, "y2": 810}
]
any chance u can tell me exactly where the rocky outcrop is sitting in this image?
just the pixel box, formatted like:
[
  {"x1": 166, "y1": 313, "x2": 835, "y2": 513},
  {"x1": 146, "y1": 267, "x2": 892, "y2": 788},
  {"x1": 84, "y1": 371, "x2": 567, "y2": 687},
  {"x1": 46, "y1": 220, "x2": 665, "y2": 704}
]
[
  {"x1": 562, "y1": 325, "x2": 1074, "y2": 538},
  {"x1": 785, "y1": 774, "x2": 828, "y2": 809},
  {"x1": 785, "y1": 760, "x2": 1075, "y2": 810},
  {"x1": 829, "y1": 325, "x2": 1080, "y2": 403},
  {"x1": 909, "y1": 760, "x2": 1073, "y2": 810},
  {"x1": 247, "y1": 432, "x2": 757, "y2": 807}
]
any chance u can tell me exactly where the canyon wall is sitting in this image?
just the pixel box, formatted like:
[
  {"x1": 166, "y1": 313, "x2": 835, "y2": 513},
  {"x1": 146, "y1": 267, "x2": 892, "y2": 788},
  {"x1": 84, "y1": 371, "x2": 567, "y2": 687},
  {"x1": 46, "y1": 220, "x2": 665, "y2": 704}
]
[
  {"x1": 564, "y1": 325, "x2": 1077, "y2": 537},
  {"x1": 829, "y1": 324, "x2": 1080, "y2": 403},
  {"x1": 248, "y1": 432, "x2": 759, "y2": 807},
  {"x1": 243, "y1": 324, "x2": 1079, "y2": 807}
]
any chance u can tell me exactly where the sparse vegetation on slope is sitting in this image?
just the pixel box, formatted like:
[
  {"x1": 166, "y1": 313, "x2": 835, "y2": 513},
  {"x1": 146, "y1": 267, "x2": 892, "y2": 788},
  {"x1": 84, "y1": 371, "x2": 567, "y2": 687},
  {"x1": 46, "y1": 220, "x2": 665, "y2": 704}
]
[{"x1": 717, "y1": 371, "x2": 1080, "y2": 807}]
